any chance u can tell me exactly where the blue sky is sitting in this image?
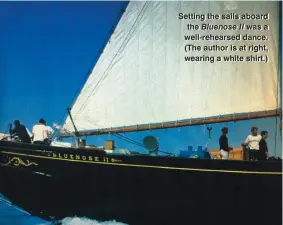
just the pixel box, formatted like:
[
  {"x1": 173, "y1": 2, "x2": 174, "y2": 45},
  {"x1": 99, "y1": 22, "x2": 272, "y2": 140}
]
[{"x1": 0, "y1": 1, "x2": 126, "y2": 132}]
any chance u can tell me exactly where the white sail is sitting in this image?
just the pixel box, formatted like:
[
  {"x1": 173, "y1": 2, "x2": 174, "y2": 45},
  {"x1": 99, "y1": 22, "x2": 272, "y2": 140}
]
[{"x1": 63, "y1": 1, "x2": 279, "y2": 132}]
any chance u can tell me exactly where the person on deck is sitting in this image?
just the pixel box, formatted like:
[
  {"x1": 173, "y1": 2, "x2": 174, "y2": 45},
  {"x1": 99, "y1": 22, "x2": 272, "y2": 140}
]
[
  {"x1": 43, "y1": 121, "x2": 54, "y2": 145},
  {"x1": 32, "y1": 118, "x2": 48, "y2": 144},
  {"x1": 259, "y1": 131, "x2": 268, "y2": 160},
  {"x1": 242, "y1": 127, "x2": 262, "y2": 161},
  {"x1": 9, "y1": 120, "x2": 31, "y2": 144},
  {"x1": 219, "y1": 127, "x2": 233, "y2": 160}
]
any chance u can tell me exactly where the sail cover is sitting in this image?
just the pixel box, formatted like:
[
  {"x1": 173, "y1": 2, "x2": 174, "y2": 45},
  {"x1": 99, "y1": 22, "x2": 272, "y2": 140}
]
[{"x1": 63, "y1": 1, "x2": 279, "y2": 133}]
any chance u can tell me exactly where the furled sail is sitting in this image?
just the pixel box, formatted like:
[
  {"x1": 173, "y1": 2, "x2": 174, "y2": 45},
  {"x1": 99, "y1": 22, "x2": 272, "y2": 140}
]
[{"x1": 63, "y1": 1, "x2": 280, "y2": 135}]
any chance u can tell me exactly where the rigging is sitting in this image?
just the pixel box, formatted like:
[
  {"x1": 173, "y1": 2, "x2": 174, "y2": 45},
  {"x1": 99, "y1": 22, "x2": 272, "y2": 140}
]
[{"x1": 74, "y1": 2, "x2": 151, "y2": 115}]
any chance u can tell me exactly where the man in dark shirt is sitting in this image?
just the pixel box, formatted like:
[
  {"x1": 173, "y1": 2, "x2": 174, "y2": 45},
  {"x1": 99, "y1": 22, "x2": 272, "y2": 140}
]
[
  {"x1": 9, "y1": 120, "x2": 31, "y2": 144},
  {"x1": 259, "y1": 131, "x2": 268, "y2": 160},
  {"x1": 219, "y1": 127, "x2": 233, "y2": 160}
]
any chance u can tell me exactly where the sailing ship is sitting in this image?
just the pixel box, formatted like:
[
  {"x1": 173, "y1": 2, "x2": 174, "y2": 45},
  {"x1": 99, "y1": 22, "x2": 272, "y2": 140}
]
[{"x1": 0, "y1": 1, "x2": 282, "y2": 225}]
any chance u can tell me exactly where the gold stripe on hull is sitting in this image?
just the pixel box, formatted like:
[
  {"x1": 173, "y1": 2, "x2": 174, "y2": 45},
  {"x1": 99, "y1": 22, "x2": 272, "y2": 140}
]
[{"x1": 1, "y1": 150, "x2": 282, "y2": 175}]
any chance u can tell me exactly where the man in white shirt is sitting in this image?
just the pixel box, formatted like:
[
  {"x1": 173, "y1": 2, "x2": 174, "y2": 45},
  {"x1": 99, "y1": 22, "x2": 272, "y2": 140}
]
[
  {"x1": 44, "y1": 122, "x2": 54, "y2": 145},
  {"x1": 32, "y1": 119, "x2": 48, "y2": 144},
  {"x1": 242, "y1": 127, "x2": 262, "y2": 161}
]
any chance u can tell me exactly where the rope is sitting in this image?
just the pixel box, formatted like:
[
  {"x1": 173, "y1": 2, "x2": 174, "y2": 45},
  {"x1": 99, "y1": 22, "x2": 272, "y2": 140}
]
[
  {"x1": 59, "y1": 3, "x2": 129, "y2": 128},
  {"x1": 112, "y1": 133, "x2": 144, "y2": 147},
  {"x1": 112, "y1": 133, "x2": 172, "y2": 155},
  {"x1": 0, "y1": 195, "x2": 30, "y2": 216}
]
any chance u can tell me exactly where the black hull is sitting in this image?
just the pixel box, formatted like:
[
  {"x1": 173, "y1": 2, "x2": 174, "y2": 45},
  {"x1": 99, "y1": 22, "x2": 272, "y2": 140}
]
[{"x1": 0, "y1": 141, "x2": 282, "y2": 225}]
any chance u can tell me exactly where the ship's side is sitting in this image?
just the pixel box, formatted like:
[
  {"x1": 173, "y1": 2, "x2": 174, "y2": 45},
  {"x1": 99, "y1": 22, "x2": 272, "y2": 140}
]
[{"x1": 0, "y1": 141, "x2": 282, "y2": 225}]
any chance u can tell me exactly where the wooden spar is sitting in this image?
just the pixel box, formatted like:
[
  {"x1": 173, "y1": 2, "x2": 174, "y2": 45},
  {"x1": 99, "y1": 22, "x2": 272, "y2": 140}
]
[{"x1": 60, "y1": 109, "x2": 281, "y2": 137}]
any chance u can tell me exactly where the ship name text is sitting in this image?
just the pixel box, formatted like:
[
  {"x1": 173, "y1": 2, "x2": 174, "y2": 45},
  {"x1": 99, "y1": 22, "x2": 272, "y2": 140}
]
[{"x1": 48, "y1": 152, "x2": 122, "y2": 163}]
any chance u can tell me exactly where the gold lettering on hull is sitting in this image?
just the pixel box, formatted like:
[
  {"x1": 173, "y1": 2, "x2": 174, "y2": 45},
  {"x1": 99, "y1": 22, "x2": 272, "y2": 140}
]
[
  {"x1": 48, "y1": 152, "x2": 122, "y2": 164},
  {"x1": 6, "y1": 157, "x2": 38, "y2": 167}
]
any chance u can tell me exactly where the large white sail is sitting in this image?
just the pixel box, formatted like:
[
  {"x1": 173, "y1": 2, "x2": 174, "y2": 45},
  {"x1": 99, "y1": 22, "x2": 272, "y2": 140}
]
[{"x1": 63, "y1": 1, "x2": 279, "y2": 133}]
